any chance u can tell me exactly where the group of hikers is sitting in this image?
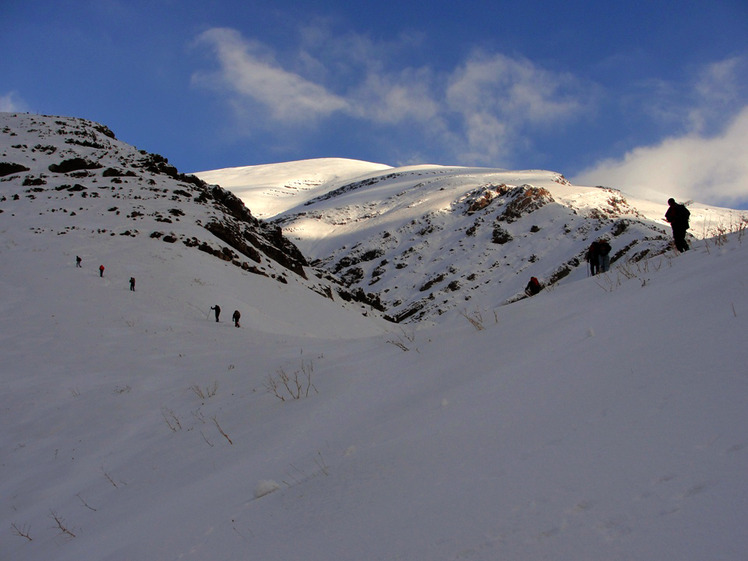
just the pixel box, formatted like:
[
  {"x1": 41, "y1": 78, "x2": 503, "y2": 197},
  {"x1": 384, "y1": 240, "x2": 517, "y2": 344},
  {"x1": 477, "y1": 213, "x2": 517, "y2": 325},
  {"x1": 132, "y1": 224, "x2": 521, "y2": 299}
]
[
  {"x1": 77, "y1": 255, "x2": 242, "y2": 326},
  {"x1": 76, "y1": 256, "x2": 136, "y2": 291},
  {"x1": 524, "y1": 233, "x2": 613, "y2": 297},
  {"x1": 76, "y1": 196, "x2": 693, "y2": 315},
  {"x1": 585, "y1": 237, "x2": 612, "y2": 276},
  {"x1": 211, "y1": 305, "x2": 242, "y2": 328},
  {"x1": 524, "y1": 197, "x2": 691, "y2": 297}
]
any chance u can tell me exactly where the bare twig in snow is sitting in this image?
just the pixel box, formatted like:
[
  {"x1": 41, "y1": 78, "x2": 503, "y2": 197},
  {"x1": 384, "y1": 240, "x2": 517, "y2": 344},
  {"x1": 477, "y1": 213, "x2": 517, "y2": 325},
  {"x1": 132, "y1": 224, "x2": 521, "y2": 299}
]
[
  {"x1": 211, "y1": 416, "x2": 233, "y2": 445},
  {"x1": 11, "y1": 522, "x2": 33, "y2": 541},
  {"x1": 49, "y1": 510, "x2": 76, "y2": 539},
  {"x1": 76, "y1": 493, "x2": 97, "y2": 511}
]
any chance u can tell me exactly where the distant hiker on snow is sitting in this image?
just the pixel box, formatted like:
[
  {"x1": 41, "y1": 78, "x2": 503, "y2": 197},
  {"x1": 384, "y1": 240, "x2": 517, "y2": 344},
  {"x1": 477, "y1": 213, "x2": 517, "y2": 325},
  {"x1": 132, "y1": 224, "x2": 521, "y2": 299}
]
[
  {"x1": 597, "y1": 237, "x2": 612, "y2": 273},
  {"x1": 586, "y1": 241, "x2": 600, "y2": 276},
  {"x1": 211, "y1": 305, "x2": 221, "y2": 322},
  {"x1": 525, "y1": 276, "x2": 543, "y2": 297},
  {"x1": 76, "y1": 256, "x2": 82, "y2": 268},
  {"x1": 99, "y1": 264, "x2": 105, "y2": 277},
  {"x1": 665, "y1": 198, "x2": 690, "y2": 252},
  {"x1": 129, "y1": 277, "x2": 136, "y2": 291},
  {"x1": 232, "y1": 310, "x2": 241, "y2": 328}
]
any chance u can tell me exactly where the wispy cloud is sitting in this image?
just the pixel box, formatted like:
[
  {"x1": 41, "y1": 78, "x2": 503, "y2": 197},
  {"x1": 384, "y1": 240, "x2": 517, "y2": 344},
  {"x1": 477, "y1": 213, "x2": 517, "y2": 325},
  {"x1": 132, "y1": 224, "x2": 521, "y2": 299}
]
[
  {"x1": 191, "y1": 27, "x2": 590, "y2": 164},
  {"x1": 0, "y1": 91, "x2": 30, "y2": 113},
  {"x1": 445, "y1": 52, "x2": 589, "y2": 163},
  {"x1": 447, "y1": 53, "x2": 585, "y2": 125},
  {"x1": 689, "y1": 56, "x2": 746, "y2": 133},
  {"x1": 193, "y1": 28, "x2": 349, "y2": 124},
  {"x1": 350, "y1": 68, "x2": 441, "y2": 124}
]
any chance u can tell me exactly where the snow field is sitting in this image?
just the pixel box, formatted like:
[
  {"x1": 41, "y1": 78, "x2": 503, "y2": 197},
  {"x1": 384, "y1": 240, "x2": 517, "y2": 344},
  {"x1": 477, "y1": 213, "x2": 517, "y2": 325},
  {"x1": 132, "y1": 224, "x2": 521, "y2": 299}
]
[{"x1": 2, "y1": 225, "x2": 747, "y2": 560}]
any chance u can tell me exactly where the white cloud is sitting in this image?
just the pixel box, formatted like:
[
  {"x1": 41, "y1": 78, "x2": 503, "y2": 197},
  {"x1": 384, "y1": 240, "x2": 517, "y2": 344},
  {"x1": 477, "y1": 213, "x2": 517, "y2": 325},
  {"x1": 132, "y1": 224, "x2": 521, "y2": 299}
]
[
  {"x1": 688, "y1": 56, "x2": 746, "y2": 134},
  {"x1": 192, "y1": 27, "x2": 615, "y2": 169},
  {"x1": 193, "y1": 28, "x2": 349, "y2": 124},
  {"x1": 445, "y1": 52, "x2": 589, "y2": 164},
  {"x1": 192, "y1": 28, "x2": 590, "y2": 165},
  {"x1": 447, "y1": 54, "x2": 586, "y2": 122},
  {"x1": 573, "y1": 105, "x2": 748, "y2": 208},
  {"x1": 0, "y1": 91, "x2": 30, "y2": 113},
  {"x1": 350, "y1": 68, "x2": 440, "y2": 124},
  {"x1": 453, "y1": 112, "x2": 513, "y2": 164},
  {"x1": 695, "y1": 57, "x2": 743, "y2": 107},
  {"x1": 194, "y1": 26, "x2": 441, "y2": 130}
]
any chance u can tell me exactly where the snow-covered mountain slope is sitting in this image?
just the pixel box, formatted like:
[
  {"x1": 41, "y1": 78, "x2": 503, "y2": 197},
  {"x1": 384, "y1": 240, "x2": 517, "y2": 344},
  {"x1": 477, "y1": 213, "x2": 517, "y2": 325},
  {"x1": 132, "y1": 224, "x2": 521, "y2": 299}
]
[
  {"x1": 0, "y1": 113, "x2": 389, "y2": 320},
  {"x1": 0, "y1": 113, "x2": 313, "y2": 277},
  {"x1": 195, "y1": 158, "x2": 392, "y2": 219},
  {"x1": 197, "y1": 160, "x2": 747, "y2": 322},
  {"x1": 2, "y1": 113, "x2": 748, "y2": 561}
]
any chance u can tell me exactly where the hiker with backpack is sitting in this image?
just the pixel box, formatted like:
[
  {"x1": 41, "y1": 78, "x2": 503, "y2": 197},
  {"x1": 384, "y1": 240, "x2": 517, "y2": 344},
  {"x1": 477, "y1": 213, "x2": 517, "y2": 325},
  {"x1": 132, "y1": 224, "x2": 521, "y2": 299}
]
[
  {"x1": 665, "y1": 198, "x2": 690, "y2": 252},
  {"x1": 232, "y1": 309, "x2": 241, "y2": 328},
  {"x1": 524, "y1": 276, "x2": 543, "y2": 297},
  {"x1": 597, "y1": 237, "x2": 612, "y2": 273},
  {"x1": 586, "y1": 241, "x2": 600, "y2": 276}
]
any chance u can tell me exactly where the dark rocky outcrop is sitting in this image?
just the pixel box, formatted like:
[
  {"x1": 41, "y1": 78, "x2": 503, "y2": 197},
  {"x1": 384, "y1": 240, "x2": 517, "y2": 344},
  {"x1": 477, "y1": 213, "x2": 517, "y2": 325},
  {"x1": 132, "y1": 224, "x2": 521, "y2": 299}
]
[
  {"x1": 0, "y1": 162, "x2": 30, "y2": 177},
  {"x1": 48, "y1": 158, "x2": 103, "y2": 174}
]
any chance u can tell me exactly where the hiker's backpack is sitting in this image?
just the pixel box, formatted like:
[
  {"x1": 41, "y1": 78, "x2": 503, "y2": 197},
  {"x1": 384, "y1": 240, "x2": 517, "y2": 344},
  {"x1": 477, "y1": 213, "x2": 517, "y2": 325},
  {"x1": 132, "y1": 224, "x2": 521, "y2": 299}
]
[{"x1": 681, "y1": 205, "x2": 691, "y2": 228}]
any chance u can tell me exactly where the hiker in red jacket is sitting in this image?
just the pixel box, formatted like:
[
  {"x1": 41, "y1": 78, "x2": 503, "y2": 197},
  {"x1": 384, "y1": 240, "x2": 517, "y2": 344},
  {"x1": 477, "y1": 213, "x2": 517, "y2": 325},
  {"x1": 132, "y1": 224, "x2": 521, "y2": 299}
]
[
  {"x1": 525, "y1": 277, "x2": 542, "y2": 297},
  {"x1": 99, "y1": 264, "x2": 105, "y2": 277}
]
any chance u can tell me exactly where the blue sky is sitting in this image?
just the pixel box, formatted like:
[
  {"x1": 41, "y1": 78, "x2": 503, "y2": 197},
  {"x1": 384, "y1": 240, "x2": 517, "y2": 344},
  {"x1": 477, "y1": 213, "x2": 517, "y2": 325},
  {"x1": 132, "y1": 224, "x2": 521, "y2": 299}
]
[{"x1": 2, "y1": 0, "x2": 747, "y2": 208}]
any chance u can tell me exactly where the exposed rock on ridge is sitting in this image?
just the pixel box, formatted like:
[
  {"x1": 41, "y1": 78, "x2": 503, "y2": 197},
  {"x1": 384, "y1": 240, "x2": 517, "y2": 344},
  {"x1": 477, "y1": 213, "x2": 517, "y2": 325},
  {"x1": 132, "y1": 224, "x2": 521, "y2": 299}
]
[{"x1": 0, "y1": 113, "x2": 308, "y2": 280}]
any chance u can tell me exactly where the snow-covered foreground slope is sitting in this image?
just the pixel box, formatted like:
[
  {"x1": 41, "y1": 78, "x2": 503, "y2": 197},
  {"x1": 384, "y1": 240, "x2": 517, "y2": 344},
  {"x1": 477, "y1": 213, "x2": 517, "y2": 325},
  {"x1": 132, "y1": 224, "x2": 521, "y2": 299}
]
[{"x1": 2, "y1": 218, "x2": 747, "y2": 560}]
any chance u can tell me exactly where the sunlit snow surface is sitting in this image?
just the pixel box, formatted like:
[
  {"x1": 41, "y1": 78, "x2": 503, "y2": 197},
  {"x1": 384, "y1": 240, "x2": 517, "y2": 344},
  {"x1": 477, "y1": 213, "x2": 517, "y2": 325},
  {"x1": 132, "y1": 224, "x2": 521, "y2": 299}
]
[{"x1": 2, "y1": 113, "x2": 747, "y2": 560}]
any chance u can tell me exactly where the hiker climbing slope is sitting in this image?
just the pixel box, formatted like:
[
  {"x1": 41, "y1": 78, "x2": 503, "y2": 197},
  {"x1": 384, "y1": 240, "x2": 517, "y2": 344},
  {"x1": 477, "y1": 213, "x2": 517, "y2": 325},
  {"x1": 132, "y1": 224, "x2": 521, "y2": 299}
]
[
  {"x1": 210, "y1": 305, "x2": 221, "y2": 322},
  {"x1": 665, "y1": 198, "x2": 690, "y2": 252}
]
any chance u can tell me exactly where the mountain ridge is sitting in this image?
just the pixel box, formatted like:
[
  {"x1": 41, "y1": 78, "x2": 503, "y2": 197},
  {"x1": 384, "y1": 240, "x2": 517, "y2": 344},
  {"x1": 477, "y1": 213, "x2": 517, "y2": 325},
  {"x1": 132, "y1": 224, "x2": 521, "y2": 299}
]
[
  {"x1": 0, "y1": 112, "x2": 396, "y2": 319},
  {"x1": 196, "y1": 158, "x2": 747, "y2": 322},
  {"x1": 0, "y1": 111, "x2": 392, "y2": 336},
  {"x1": 5, "y1": 112, "x2": 746, "y2": 324}
]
